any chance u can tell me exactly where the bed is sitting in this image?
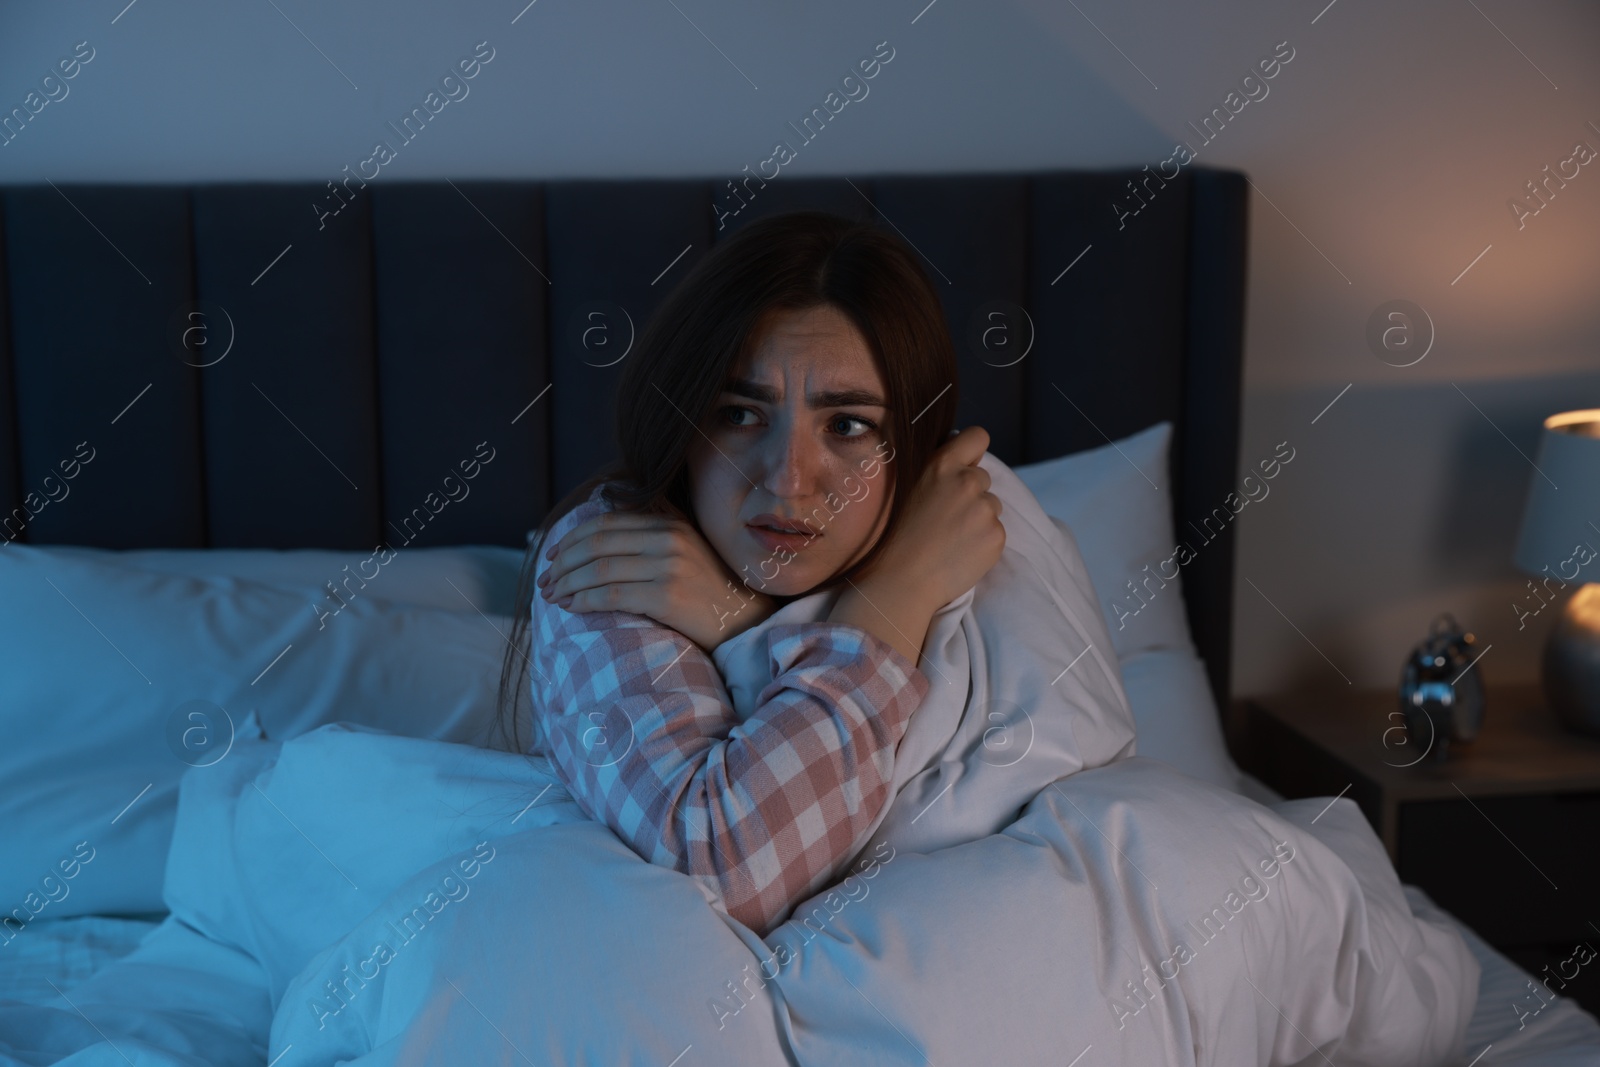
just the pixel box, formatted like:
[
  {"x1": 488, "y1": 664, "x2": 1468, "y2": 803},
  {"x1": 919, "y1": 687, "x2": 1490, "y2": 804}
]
[{"x1": 0, "y1": 170, "x2": 1596, "y2": 1065}]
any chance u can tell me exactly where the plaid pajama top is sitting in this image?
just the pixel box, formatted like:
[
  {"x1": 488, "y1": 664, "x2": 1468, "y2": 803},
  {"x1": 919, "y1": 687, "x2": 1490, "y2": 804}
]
[{"x1": 527, "y1": 487, "x2": 930, "y2": 934}]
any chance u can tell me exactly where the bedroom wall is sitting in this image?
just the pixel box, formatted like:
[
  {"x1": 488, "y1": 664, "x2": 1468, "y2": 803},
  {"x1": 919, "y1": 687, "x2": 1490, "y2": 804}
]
[{"x1": 3, "y1": 0, "x2": 1597, "y2": 696}]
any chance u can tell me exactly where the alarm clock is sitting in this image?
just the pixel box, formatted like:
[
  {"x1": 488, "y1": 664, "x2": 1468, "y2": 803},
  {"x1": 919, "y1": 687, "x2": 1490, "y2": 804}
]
[{"x1": 1396, "y1": 613, "x2": 1487, "y2": 765}]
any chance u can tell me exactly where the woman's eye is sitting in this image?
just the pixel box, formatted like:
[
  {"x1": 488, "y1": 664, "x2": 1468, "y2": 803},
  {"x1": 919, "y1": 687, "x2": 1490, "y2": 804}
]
[
  {"x1": 830, "y1": 415, "x2": 877, "y2": 438},
  {"x1": 721, "y1": 405, "x2": 760, "y2": 429}
]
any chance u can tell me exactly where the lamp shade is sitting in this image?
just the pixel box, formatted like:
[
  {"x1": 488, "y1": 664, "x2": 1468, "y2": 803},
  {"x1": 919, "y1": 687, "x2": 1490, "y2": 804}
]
[{"x1": 1512, "y1": 409, "x2": 1600, "y2": 579}]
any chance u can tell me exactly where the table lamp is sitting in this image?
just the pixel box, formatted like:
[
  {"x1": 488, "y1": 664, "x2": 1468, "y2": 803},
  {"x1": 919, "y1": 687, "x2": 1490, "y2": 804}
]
[{"x1": 1512, "y1": 408, "x2": 1600, "y2": 736}]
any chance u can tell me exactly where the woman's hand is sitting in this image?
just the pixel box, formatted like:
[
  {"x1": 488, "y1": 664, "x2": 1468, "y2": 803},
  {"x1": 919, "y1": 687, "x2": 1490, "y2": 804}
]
[
  {"x1": 863, "y1": 425, "x2": 1005, "y2": 613},
  {"x1": 826, "y1": 426, "x2": 1004, "y2": 665},
  {"x1": 538, "y1": 511, "x2": 778, "y2": 651}
]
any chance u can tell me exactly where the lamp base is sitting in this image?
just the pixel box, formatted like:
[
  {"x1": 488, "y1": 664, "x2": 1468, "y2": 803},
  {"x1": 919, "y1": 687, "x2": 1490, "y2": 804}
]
[{"x1": 1543, "y1": 583, "x2": 1600, "y2": 736}]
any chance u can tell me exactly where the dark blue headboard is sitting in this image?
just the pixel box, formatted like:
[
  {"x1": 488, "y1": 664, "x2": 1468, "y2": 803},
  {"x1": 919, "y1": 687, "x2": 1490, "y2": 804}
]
[{"x1": 0, "y1": 168, "x2": 1247, "y2": 707}]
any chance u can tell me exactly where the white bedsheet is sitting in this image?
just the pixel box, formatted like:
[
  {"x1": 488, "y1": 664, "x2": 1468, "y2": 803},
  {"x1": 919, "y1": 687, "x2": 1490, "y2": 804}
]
[
  {"x1": 0, "y1": 460, "x2": 1515, "y2": 1065},
  {"x1": 0, "y1": 917, "x2": 158, "y2": 1005}
]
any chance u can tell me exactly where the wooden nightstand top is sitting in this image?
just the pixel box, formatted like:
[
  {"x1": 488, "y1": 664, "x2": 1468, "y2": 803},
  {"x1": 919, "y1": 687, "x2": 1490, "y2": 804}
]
[{"x1": 1246, "y1": 683, "x2": 1600, "y2": 803}]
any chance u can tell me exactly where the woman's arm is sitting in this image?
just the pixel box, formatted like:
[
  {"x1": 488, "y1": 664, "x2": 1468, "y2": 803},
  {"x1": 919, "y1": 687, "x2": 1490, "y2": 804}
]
[
  {"x1": 538, "y1": 506, "x2": 782, "y2": 652},
  {"x1": 826, "y1": 426, "x2": 1005, "y2": 663},
  {"x1": 826, "y1": 575, "x2": 941, "y2": 665},
  {"x1": 530, "y1": 494, "x2": 930, "y2": 935}
]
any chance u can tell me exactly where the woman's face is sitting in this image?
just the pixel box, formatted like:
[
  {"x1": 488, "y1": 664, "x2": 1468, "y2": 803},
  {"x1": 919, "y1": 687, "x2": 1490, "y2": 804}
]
[{"x1": 686, "y1": 304, "x2": 896, "y2": 598}]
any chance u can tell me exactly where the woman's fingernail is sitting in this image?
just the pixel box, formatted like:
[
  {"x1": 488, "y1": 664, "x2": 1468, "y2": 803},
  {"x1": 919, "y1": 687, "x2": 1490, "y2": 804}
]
[
  {"x1": 546, "y1": 545, "x2": 556, "y2": 560},
  {"x1": 557, "y1": 595, "x2": 573, "y2": 608},
  {"x1": 536, "y1": 572, "x2": 548, "y2": 587}
]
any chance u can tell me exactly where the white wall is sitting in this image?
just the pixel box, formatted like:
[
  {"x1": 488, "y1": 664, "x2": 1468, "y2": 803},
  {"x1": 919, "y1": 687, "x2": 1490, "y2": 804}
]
[{"x1": 3, "y1": 0, "x2": 1597, "y2": 695}]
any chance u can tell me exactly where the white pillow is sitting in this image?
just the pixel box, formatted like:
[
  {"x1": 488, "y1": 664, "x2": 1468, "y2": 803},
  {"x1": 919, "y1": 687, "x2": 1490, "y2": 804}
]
[
  {"x1": 1116, "y1": 646, "x2": 1242, "y2": 792},
  {"x1": 1016, "y1": 423, "x2": 1244, "y2": 792},
  {"x1": 0, "y1": 544, "x2": 518, "y2": 918},
  {"x1": 1014, "y1": 422, "x2": 1192, "y2": 659},
  {"x1": 36, "y1": 544, "x2": 527, "y2": 617}
]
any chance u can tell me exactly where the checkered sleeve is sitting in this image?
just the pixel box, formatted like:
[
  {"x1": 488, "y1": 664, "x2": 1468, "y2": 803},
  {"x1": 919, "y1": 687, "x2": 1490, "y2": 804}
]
[{"x1": 527, "y1": 490, "x2": 930, "y2": 935}]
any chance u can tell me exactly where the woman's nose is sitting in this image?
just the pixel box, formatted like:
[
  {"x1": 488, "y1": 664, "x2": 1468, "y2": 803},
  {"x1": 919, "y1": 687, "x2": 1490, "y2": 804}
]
[{"x1": 760, "y1": 429, "x2": 818, "y2": 498}]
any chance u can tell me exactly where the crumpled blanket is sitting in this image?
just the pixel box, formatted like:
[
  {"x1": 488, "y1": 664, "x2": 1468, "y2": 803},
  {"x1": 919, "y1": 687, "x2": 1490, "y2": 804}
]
[{"x1": 0, "y1": 456, "x2": 1479, "y2": 1066}]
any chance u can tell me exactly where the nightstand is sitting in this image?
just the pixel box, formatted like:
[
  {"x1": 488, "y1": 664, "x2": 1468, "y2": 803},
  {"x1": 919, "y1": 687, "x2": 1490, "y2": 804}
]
[{"x1": 1240, "y1": 684, "x2": 1600, "y2": 1014}]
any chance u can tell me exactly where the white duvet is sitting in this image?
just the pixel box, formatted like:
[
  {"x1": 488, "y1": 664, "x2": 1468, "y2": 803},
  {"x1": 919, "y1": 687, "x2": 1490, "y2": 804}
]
[{"x1": 0, "y1": 458, "x2": 1478, "y2": 1066}]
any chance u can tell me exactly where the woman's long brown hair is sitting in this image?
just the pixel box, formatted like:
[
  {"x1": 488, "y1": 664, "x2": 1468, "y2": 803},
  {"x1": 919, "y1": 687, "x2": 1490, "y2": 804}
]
[{"x1": 492, "y1": 209, "x2": 959, "y2": 754}]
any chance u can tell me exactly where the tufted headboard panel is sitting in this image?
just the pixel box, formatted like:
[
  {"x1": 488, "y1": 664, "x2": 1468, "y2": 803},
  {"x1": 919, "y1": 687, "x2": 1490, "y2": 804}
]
[{"x1": 0, "y1": 168, "x2": 1247, "y2": 706}]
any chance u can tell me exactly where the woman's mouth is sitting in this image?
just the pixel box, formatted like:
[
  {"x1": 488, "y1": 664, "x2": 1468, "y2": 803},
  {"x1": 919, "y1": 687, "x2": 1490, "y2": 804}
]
[{"x1": 746, "y1": 517, "x2": 816, "y2": 555}]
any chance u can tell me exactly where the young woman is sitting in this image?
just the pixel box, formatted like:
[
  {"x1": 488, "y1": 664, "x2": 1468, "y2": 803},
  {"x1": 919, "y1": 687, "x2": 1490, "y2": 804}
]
[{"x1": 495, "y1": 210, "x2": 1005, "y2": 935}]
